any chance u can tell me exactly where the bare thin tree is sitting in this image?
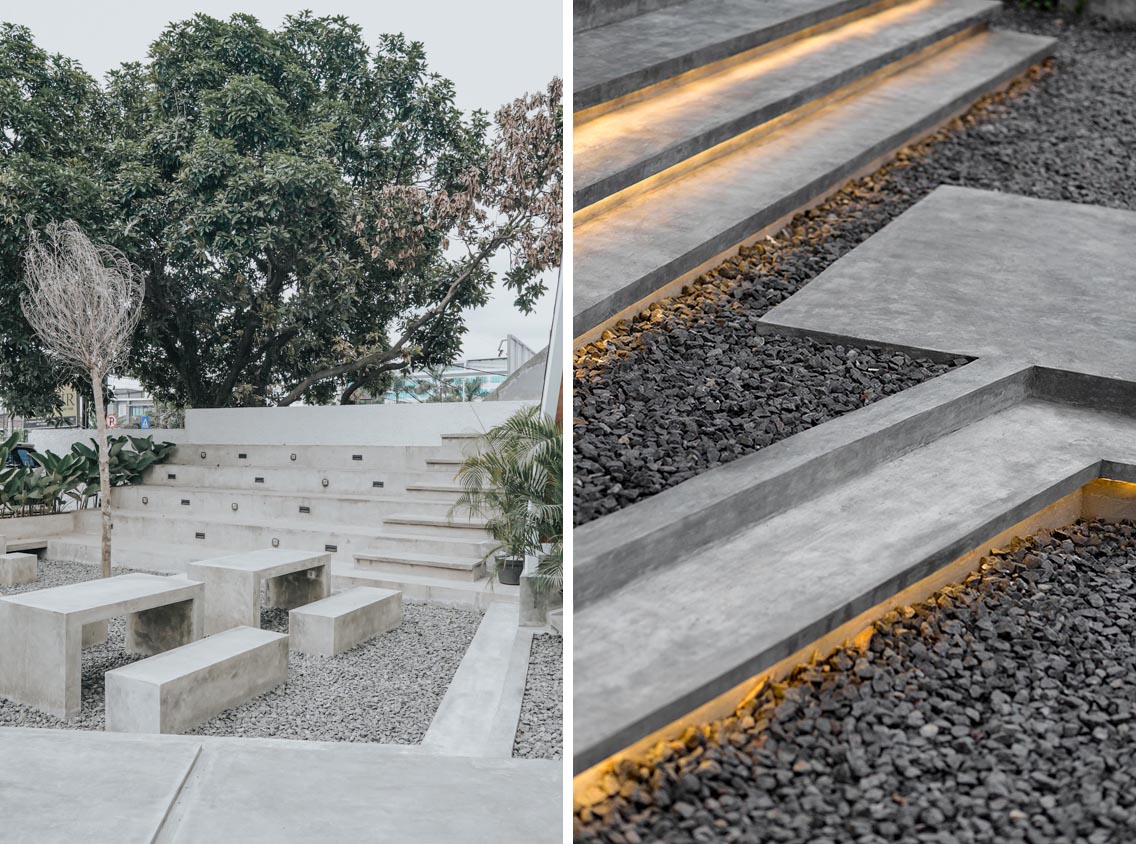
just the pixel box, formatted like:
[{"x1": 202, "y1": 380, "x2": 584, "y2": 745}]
[{"x1": 22, "y1": 221, "x2": 145, "y2": 577}]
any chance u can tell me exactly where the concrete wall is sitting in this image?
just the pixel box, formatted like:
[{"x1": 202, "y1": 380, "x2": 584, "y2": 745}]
[
  {"x1": 27, "y1": 428, "x2": 188, "y2": 455},
  {"x1": 1059, "y1": 0, "x2": 1136, "y2": 21},
  {"x1": 184, "y1": 401, "x2": 533, "y2": 446}
]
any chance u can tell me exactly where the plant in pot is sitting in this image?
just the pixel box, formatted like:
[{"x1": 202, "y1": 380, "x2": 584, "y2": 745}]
[{"x1": 451, "y1": 406, "x2": 562, "y2": 589}]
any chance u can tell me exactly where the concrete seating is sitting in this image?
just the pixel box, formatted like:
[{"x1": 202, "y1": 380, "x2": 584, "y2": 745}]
[
  {"x1": 0, "y1": 552, "x2": 36, "y2": 586},
  {"x1": 105, "y1": 626, "x2": 288, "y2": 734},
  {"x1": 185, "y1": 548, "x2": 331, "y2": 635},
  {"x1": 0, "y1": 573, "x2": 204, "y2": 719},
  {"x1": 289, "y1": 587, "x2": 402, "y2": 656}
]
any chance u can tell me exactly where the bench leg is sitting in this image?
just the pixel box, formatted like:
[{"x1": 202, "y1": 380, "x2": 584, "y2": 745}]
[
  {"x1": 126, "y1": 598, "x2": 202, "y2": 656},
  {"x1": 0, "y1": 603, "x2": 81, "y2": 719},
  {"x1": 264, "y1": 565, "x2": 329, "y2": 610}
]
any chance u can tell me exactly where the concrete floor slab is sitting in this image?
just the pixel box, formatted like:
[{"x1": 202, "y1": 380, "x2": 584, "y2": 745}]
[
  {"x1": 0, "y1": 728, "x2": 560, "y2": 844},
  {"x1": 762, "y1": 186, "x2": 1136, "y2": 380}
]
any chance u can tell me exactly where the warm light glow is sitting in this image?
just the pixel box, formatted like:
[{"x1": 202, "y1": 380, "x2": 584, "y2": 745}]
[{"x1": 573, "y1": 477, "x2": 1136, "y2": 807}]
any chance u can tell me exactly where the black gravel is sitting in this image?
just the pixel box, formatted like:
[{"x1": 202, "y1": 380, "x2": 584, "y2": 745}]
[
  {"x1": 514, "y1": 633, "x2": 564, "y2": 759},
  {"x1": 0, "y1": 560, "x2": 481, "y2": 744},
  {"x1": 575, "y1": 518, "x2": 1136, "y2": 843},
  {"x1": 573, "y1": 10, "x2": 1136, "y2": 526}
]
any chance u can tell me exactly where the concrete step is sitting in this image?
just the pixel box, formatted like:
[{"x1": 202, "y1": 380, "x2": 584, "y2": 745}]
[
  {"x1": 383, "y1": 513, "x2": 492, "y2": 539},
  {"x1": 354, "y1": 550, "x2": 488, "y2": 582},
  {"x1": 75, "y1": 509, "x2": 496, "y2": 564},
  {"x1": 112, "y1": 485, "x2": 456, "y2": 524},
  {"x1": 142, "y1": 463, "x2": 455, "y2": 496},
  {"x1": 406, "y1": 483, "x2": 464, "y2": 499},
  {"x1": 331, "y1": 561, "x2": 517, "y2": 611},
  {"x1": 573, "y1": 28, "x2": 1055, "y2": 339},
  {"x1": 574, "y1": 0, "x2": 889, "y2": 111},
  {"x1": 424, "y1": 458, "x2": 464, "y2": 476},
  {"x1": 575, "y1": 0, "x2": 999, "y2": 209},
  {"x1": 165, "y1": 442, "x2": 467, "y2": 470}
]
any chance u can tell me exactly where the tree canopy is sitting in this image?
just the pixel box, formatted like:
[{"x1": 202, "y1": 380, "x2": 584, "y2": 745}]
[{"x1": 0, "y1": 13, "x2": 562, "y2": 409}]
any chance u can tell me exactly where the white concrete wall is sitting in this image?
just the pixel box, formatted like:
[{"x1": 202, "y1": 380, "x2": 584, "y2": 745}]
[
  {"x1": 185, "y1": 401, "x2": 534, "y2": 446},
  {"x1": 26, "y1": 428, "x2": 188, "y2": 455}
]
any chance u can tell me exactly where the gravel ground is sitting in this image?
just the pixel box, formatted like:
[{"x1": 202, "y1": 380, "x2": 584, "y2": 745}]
[
  {"x1": 0, "y1": 559, "x2": 481, "y2": 743},
  {"x1": 514, "y1": 633, "x2": 564, "y2": 759},
  {"x1": 573, "y1": 9, "x2": 1136, "y2": 526},
  {"x1": 576, "y1": 518, "x2": 1136, "y2": 843}
]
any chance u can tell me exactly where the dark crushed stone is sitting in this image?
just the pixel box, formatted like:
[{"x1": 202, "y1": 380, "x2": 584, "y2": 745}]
[
  {"x1": 574, "y1": 519, "x2": 1136, "y2": 843},
  {"x1": 573, "y1": 10, "x2": 1136, "y2": 525}
]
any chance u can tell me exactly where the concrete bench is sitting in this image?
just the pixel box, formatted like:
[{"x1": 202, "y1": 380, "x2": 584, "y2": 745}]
[
  {"x1": 0, "y1": 552, "x2": 36, "y2": 587},
  {"x1": 186, "y1": 549, "x2": 331, "y2": 635},
  {"x1": 106, "y1": 626, "x2": 288, "y2": 734},
  {"x1": 289, "y1": 587, "x2": 402, "y2": 657},
  {"x1": 4, "y1": 538, "x2": 48, "y2": 553},
  {"x1": 0, "y1": 573, "x2": 204, "y2": 719}
]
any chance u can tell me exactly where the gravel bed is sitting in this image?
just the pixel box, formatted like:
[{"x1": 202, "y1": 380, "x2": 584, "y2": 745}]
[
  {"x1": 576, "y1": 518, "x2": 1136, "y2": 843},
  {"x1": 514, "y1": 633, "x2": 564, "y2": 759},
  {"x1": 0, "y1": 559, "x2": 482, "y2": 743},
  {"x1": 573, "y1": 9, "x2": 1136, "y2": 526}
]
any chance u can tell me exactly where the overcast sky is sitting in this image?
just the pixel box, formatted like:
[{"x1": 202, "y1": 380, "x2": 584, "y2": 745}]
[{"x1": 4, "y1": 1, "x2": 562, "y2": 362}]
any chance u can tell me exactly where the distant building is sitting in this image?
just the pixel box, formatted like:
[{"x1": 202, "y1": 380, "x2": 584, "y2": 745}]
[{"x1": 379, "y1": 336, "x2": 537, "y2": 404}]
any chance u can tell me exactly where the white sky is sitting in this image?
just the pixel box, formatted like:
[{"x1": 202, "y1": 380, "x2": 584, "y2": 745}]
[{"x1": 4, "y1": 1, "x2": 562, "y2": 361}]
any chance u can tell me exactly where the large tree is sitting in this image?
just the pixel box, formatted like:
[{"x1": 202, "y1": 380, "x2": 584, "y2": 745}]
[
  {"x1": 104, "y1": 12, "x2": 558, "y2": 407},
  {"x1": 0, "y1": 23, "x2": 111, "y2": 415}
]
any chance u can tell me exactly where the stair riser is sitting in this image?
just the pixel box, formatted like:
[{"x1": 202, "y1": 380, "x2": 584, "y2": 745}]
[
  {"x1": 354, "y1": 558, "x2": 487, "y2": 582},
  {"x1": 166, "y1": 443, "x2": 468, "y2": 469},
  {"x1": 80, "y1": 511, "x2": 491, "y2": 562},
  {"x1": 112, "y1": 487, "x2": 456, "y2": 523},
  {"x1": 575, "y1": 11, "x2": 996, "y2": 209},
  {"x1": 382, "y1": 520, "x2": 493, "y2": 540},
  {"x1": 142, "y1": 465, "x2": 453, "y2": 496}
]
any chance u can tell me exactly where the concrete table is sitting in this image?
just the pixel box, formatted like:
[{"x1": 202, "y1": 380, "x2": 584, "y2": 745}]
[
  {"x1": 186, "y1": 549, "x2": 331, "y2": 635},
  {"x1": 0, "y1": 573, "x2": 204, "y2": 720}
]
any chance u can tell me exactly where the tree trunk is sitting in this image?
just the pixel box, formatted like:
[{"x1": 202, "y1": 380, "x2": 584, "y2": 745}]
[{"x1": 91, "y1": 375, "x2": 112, "y2": 578}]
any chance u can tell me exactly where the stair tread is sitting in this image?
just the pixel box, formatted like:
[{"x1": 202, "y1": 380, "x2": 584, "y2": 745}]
[
  {"x1": 332, "y1": 561, "x2": 518, "y2": 595},
  {"x1": 575, "y1": 0, "x2": 881, "y2": 110},
  {"x1": 355, "y1": 550, "x2": 487, "y2": 569},
  {"x1": 121, "y1": 484, "x2": 454, "y2": 506},
  {"x1": 385, "y1": 514, "x2": 489, "y2": 528},
  {"x1": 573, "y1": 28, "x2": 1055, "y2": 336},
  {"x1": 575, "y1": 0, "x2": 999, "y2": 208}
]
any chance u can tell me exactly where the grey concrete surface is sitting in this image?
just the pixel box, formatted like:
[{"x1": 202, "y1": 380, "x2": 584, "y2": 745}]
[
  {"x1": 574, "y1": 0, "x2": 881, "y2": 110},
  {"x1": 105, "y1": 626, "x2": 289, "y2": 735},
  {"x1": 0, "y1": 727, "x2": 560, "y2": 843},
  {"x1": 0, "y1": 552, "x2": 36, "y2": 586},
  {"x1": 574, "y1": 0, "x2": 687, "y2": 33},
  {"x1": 573, "y1": 29, "x2": 1055, "y2": 337},
  {"x1": 575, "y1": 0, "x2": 999, "y2": 208},
  {"x1": 575, "y1": 397, "x2": 1136, "y2": 770},
  {"x1": 422, "y1": 603, "x2": 529, "y2": 758},
  {"x1": 288, "y1": 586, "x2": 403, "y2": 657},
  {"x1": 185, "y1": 549, "x2": 330, "y2": 635},
  {"x1": 0, "y1": 574, "x2": 203, "y2": 719},
  {"x1": 762, "y1": 186, "x2": 1136, "y2": 381}
]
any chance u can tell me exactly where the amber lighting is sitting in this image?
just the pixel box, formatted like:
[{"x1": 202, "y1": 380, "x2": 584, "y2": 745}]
[{"x1": 573, "y1": 477, "x2": 1136, "y2": 808}]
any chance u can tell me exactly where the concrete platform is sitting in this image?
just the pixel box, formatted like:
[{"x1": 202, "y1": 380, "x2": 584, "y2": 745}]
[
  {"x1": 0, "y1": 728, "x2": 559, "y2": 843},
  {"x1": 573, "y1": 28, "x2": 1054, "y2": 338},
  {"x1": 762, "y1": 186, "x2": 1136, "y2": 381},
  {"x1": 575, "y1": 0, "x2": 1000, "y2": 208},
  {"x1": 574, "y1": 0, "x2": 881, "y2": 110}
]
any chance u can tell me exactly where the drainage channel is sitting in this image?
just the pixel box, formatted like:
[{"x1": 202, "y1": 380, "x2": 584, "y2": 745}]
[{"x1": 575, "y1": 478, "x2": 1136, "y2": 841}]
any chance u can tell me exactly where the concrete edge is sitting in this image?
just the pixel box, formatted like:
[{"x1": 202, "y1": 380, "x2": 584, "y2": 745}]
[
  {"x1": 484, "y1": 627, "x2": 537, "y2": 757},
  {"x1": 575, "y1": 356, "x2": 1031, "y2": 608}
]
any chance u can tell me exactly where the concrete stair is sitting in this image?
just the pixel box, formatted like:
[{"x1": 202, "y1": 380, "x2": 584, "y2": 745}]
[
  {"x1": 572, "y1": 0, "x2": 1056, "y2": 339},
  {"x1": 47, "y1": 437, "x2": 503, "y2": 606}
]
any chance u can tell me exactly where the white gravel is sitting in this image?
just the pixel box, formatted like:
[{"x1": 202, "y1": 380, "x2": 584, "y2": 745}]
[
  {"x1": 0, "y1": 559, "x2": 482, "y2": 744},
  {"x1": 514, "y1": 633, "x2": 563, "y2": 759}
]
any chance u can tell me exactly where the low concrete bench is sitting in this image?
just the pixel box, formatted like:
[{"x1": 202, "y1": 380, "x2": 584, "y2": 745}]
[
  {"x1": 0, "y1": 573, "x2": 204, "y2": 719},
  {"x1": 105, "y1": 626, "x2": 289, "y2": 734},
  {"x1": 289, "y1": 587, "x2": 402, "y2": 657},
  {"x1": 0, "y1": 552, "x2": 36, "y2": 587}
]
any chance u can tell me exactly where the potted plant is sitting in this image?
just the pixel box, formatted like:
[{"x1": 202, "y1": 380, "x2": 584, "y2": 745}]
[{"x1": 452, "y1": 406, "x2": 562, "y2": 589}]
